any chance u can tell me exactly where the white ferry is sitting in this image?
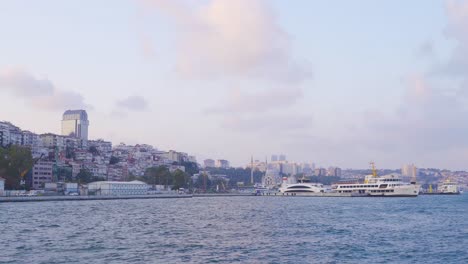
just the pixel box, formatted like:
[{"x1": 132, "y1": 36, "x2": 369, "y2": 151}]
[
  {"x1": 279, "y1": 177, "x2": 326, "y2": 195},
  {"x1": 437, "y1": 179, "x2": 460, "y2": 194},
  {"x1": 332, "y1": 163, "x2": 419, "y2": 197}
]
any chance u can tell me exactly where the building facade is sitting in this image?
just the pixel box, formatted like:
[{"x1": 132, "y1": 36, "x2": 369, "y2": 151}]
[
  {"x1": 402, "y1": 164, "x2": 418, "y2": 178},
  {"x1": 61, "y1": 110, "x2": 89, "y2": 141},
  {"x1": 87, "y1": 180, "x2": 149, "y2": 196},
  {"x1": 32, "y1": 161, "x2": 54, "y2": 189},
  {"x1": 215, "y1": 159, "x2": 230, "y2": 169},
  {"x1": 204, "y1": 159, "x2": 215, "y2": 168}
]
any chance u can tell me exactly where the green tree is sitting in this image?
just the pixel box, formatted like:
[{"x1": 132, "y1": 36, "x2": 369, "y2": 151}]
[
  {"x1": 0, "y1": 146, "x2": 34, "y2": 190},
  {"x1": 76, "y1": 169, "x2": 100, "y2": 184},
  {"x1": 180, "y1": 161, "x2": 199, "y2": 176},
  {"x1": 89, "y1": 146, "x2": 99, "y2": 155},
  {"x1": 142, "y1": 166, "x2": 172, "y2": 186},
  {"x1": 172, "y1": 169, "x2": 189, "y2": 190}
]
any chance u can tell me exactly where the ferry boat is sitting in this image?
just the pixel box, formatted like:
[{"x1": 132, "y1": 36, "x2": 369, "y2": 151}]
[
  {"x1": 278, "y1": 176, "x2": 326, "y2": 195},
  {"x1": 436, "y1": 179, "x2": 460, "y2": 194},
  {"x1": 331, "y1": 163, "x2": 420, "y2": 197}
]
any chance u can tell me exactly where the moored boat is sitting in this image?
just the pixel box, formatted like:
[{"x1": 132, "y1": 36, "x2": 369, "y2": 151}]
[{"x1": 331, "y1": 163, "x2": 419, "y2": 197}]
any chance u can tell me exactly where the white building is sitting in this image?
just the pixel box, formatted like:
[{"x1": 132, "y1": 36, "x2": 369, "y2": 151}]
[
  {"x1": 61, "y1": 110, "x2": 89, "y2": 141},
  {"x1": 32, "y1": 161, "x2": 54, "y2": 189},
  {"x1": 88, "y1": 139, "x2": 112, "y2": 153},
  {"x1": 40, "y1": 133, "x2": 65, "y2": 149},
  {"x1": 215, "y1": 159, "x2": 230, "y2": 169},
  {"x1": 204, "y1": 159, "x2": 215, "y2": 168},
  {"x1": 0, "y1": 121, "x2": 22, "y2": 146},
  {"x1": 402, "y1": 164, "x2": 418, "y2": 178},
  {"x1": 87, "y1": 180, "x2": 149, "y2": 196}
]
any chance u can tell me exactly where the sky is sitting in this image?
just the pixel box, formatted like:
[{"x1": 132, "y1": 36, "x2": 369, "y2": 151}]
[{"x1": 1, "y1": 0, "x2": 468, "y2": 170}]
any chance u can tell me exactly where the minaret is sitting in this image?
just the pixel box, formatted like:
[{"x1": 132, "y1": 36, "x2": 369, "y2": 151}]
[{"x1": 250, "y1": 156, "x2": 254, "y2": 185}]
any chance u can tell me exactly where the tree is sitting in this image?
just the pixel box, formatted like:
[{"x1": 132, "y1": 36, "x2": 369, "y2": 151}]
[
  {"x1": 76, "y1": 169, "x2": 100, "y2": 184},
  {"x1": 172, "y1": 169, "x2": 189, "y2": 190},
  {"x1": 89, "y1": 146, "x2": 99, "y2": 155},
  {"x1": 194, "y1": 172, "x2": 212, "y2": 192},
  {"x1": 142, "y1": 166, "x2": 172, "y2": 186},
  {"x1": 56, "y1": 166, "x2": 73, "y2": 182},
  {"x1": 109, "y1": 156, "x2": 120, "y2": 165},
  {"x1": 180, "y1": 161, "x2": 199, "y2": 176},
  {"x1": 0, "y1": 146, "x2": 33, "y2": 190}
]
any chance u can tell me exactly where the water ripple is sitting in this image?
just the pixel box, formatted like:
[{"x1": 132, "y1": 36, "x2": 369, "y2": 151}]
[{"x1": 0, "y1": 195, "x2": 467, "y2": 263}]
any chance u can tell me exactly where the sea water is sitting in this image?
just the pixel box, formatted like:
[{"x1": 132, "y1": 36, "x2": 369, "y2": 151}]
[{"x1": 0, "y1": 195, "x2": 467, "y2": 263}]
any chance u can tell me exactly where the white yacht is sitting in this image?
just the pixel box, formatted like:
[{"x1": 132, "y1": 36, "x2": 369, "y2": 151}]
[
  {"x1": 279, "y1": 177, "x2": 326, "y2": 195},
  {"x1": 332, "y1": 163, "x2": 419, "y2": 197},
  {"x1": 437, "y1": 179, "x2": 460, "y2": 194}
]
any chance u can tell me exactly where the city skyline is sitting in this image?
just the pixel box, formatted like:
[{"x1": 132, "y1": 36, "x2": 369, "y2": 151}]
[{"x1": 1, "y1": 1, "x2": 468, "y2": 169}]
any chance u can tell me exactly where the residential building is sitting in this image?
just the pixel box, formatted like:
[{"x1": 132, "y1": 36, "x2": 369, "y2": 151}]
[
  {"x1": 215, "y1": 159, "x2": 230, "y2": 169},
  {"x1": 327, "y1": 167, "x2": 342, "y2": 177},
  {"x1": 107, "y1": 165, "x2": 128, "y2": 181},
  {"x1": 402, "y1": 164, "x2": 418, "y2": 178},
  {"x1": 88, "y1": 139, "x2": 112, "y2": 153},
  {"x1": 0, "y1": 121, "x2": 22, "y2": 146},
  {"x1": 32, "y1": 161, "x2": 54, "y2": 189},
  {"x1": 40, "y1": 133, "x2": 65, "y2": 149},
  {"x1": 246, "y1": 160, "x2": 267, "y2": 172},
  {"x1": 204, "y1": 159, "x2": 215, "y2": 168},
  {"x1": 61, "y1": 110, "x2": 89, "y2": 141},
  {"x1": 314, "y1": 168, "x2": 327, "y2": 176}
]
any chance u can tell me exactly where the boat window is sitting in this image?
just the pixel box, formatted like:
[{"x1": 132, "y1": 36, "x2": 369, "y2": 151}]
[{"x1": 288, "y1": 185, "x2": 312, "y2": 189}]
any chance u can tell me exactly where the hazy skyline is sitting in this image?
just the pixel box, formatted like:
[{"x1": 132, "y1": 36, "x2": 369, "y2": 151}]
[{"x1": 1, "y1": 0, "x2": 468, "y2": 169}]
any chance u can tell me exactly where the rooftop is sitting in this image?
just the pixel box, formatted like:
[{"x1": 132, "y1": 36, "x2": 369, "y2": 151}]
[{"x1": 62, "y1": 110, "x2": 88, "y2": 121}]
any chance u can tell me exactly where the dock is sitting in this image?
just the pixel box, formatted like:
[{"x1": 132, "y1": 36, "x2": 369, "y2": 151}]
[{"x1": 0, "y1": 194, "x2": 193, "y2": 203}]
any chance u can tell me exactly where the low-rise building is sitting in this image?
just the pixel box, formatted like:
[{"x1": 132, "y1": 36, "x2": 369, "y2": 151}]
[{"x1": 87, "y1": 180, "x2": 149, "y2": 196}]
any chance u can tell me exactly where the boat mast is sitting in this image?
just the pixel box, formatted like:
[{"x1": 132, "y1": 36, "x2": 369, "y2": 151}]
[{"x1": 370, "y1": 162, "x2": 377, "y2": 177}]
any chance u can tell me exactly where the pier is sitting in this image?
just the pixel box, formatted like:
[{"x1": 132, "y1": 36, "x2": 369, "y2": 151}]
[{"x1": 0, "y1": 194, "x2": 193, "y2": 203}]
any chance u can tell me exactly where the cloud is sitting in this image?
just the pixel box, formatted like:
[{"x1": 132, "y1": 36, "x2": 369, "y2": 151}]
[
  {"x1": 439, "y1": 0, "x2": 468, "y2": 76},
  {"x1": 221, "y1": 114, "x2": 312, "y2": 133},
  {"x1": 140, "y1": 32, "x2": 156, "y2": 59},
  {"x1": 357, "y1": 74, "x2": 468, "y2": 154},
  {"x1": 416, "y1": 40, "x2": 434, "y2": 58},
  {"x1": 0, "y1": 68, "x2": 91, "y2": 111},
  {"x1": 141, "y1": 0, "x2": 311, "y2": 82},
  {"x1": 31, "y1": 90, "x2": 92, "y2": 111},
  {"x1": 0, "y1": 68, "x2": 54, "y2": 97},
  {"x1": 116, "y1": 96, "x2": 149, "y2": 111},
  {"x1": 206, "y1": 86, "x2": 303, "y2": 114}
]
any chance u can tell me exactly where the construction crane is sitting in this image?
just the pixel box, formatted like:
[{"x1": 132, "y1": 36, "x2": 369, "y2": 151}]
[{"x1": 20, "y1": 153, "x2": 44, "y2": 187}]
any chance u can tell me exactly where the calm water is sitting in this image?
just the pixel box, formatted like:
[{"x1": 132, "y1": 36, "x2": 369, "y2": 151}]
[{"x1": 1, "y1": 195, "x2": 467, "y2": 264}]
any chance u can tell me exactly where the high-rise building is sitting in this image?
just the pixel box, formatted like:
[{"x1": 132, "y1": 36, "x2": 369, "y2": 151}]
[
  {"x1": 61, "y1": 110, "x2": 89, "y2": 141},
  {"x1": 279, "y1": 154, "x2": 286, "y2": 161},
  {"x1": 215, "y1": 159, "x2": 230, "y2": 169},
  {"x1": 271, "y1": 155, "x2": 278, "y2": 162},
  {"x1": 204, "y1": 159, "x2": 215, "y2": 168},
  {"x1": 401, "y1": 164, "x2": 418, "y2": 178}
]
